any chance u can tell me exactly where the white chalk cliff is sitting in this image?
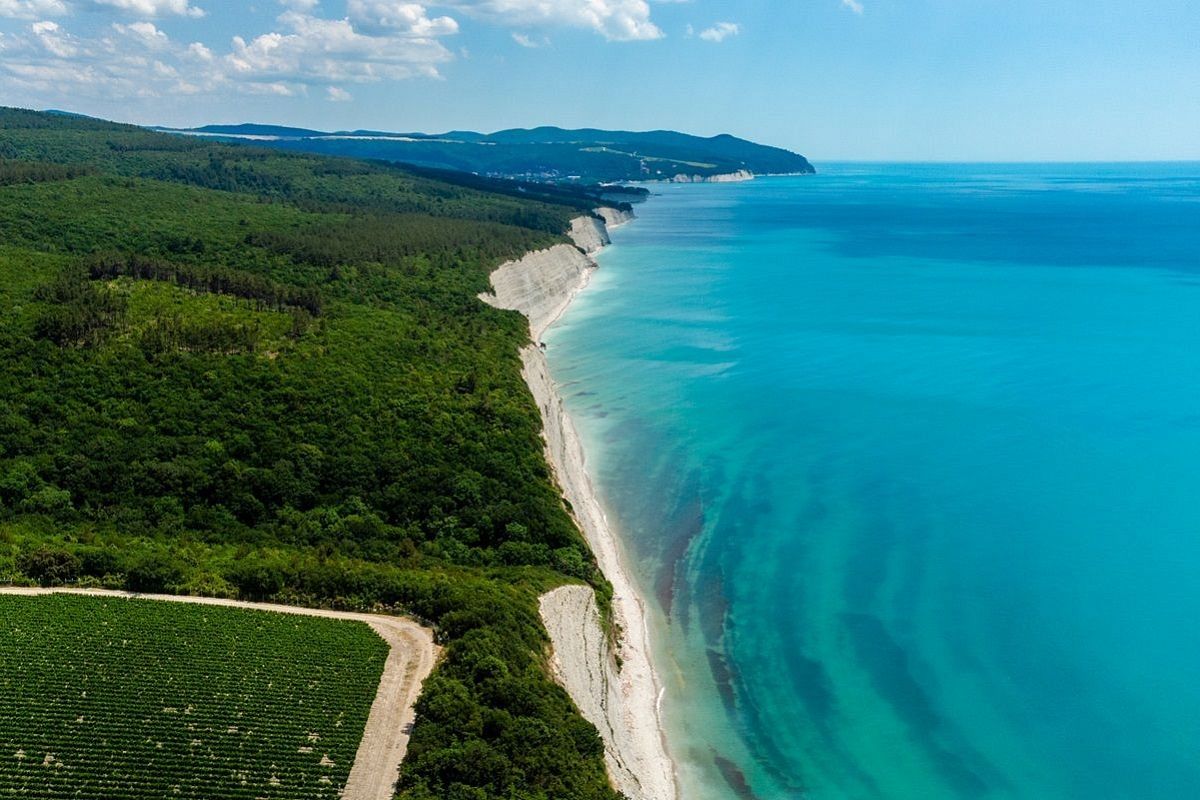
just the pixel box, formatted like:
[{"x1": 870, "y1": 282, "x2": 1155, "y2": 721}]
[
  {"x1": 667, "y1": 169, "x2": 755, "y2": 183},
  {"x1": 480, "y1": 206, "x2": 677, "y2": 800}
]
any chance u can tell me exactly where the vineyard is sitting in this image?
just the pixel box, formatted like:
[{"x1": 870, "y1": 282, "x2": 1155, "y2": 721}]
[{"x1": 0, "y1": 594, "x2": 389, "y2": 799}]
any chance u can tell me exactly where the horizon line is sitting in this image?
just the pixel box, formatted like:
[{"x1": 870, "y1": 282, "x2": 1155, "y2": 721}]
[{"x1": 21, "y1": 106, "x2": 1200, "y2": 167}]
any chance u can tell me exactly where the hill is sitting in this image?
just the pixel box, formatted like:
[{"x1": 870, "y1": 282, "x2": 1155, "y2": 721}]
[
  {"x1": 152, "y1": 122, "x2": 816, "y2": 183},
  {"x1": 0, "y1": 106, "x2": 622, "y2": 800}
]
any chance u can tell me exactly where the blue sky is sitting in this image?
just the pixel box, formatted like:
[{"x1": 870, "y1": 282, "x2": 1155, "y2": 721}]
[{"x1": 1, "y1": 0, "x2": 1197, "y2": 160}]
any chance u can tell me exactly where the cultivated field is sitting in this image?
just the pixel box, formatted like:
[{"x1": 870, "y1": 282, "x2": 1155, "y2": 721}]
[{"x1": 0, "y1": 593, "x2": 389, "y2": 799}]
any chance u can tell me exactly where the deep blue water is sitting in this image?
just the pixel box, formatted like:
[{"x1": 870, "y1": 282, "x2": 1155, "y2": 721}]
[{"x1": 543, "y1": 164, "x2": 1200, "y2": 799}]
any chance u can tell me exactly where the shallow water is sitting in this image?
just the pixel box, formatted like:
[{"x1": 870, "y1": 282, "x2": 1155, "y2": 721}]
[{"x1": 544, "y1": 164, "x2": 1200, "y2": 799}]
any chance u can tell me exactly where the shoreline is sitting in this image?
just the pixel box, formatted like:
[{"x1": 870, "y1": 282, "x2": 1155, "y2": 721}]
[
  {"x1": 481, "y1": 207, "x2": 679, "y2": 800},
  {"x1": 643, "y1": 169, "x2": 815, "y2": 184}
]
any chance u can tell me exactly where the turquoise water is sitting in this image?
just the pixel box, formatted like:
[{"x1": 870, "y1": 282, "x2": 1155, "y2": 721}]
[{"x1": 543, "y1": 165, "x2": 1200, "y2": 800}]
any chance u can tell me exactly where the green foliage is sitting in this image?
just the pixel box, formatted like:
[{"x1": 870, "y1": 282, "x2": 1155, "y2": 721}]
[
  {"x1": 19, "y1": 486, "x2": 75, "y2": 518},
  {"x1": 32, "y1": 269, "x2": 128, "y2": 347},
  {"x1": 15, "y1": 547, "x2": 80, "y2": 585},
  {"x1": 0, "y1": 108, "x2": 621, "y2": 800},
  {"x1": 0, "y1": 594, "x2": 387, "y2": 799},
  {"x1": 0, "y1": 158, "x2": 95, "y2": 185},
  {"x1": 125, "y1": 551, "x2": 187, "y2": 593},
  {"x1": 87, "y1": 252, "x2": 324, "y2": 316},
  {"x1": 227, "y1": 556, "x2": 288, "y2": 600},
  {"x1": 0, "y1": 461, "x2": 42, "y2": 507}
]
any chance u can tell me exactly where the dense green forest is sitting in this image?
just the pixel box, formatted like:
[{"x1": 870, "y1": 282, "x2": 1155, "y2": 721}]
[
  {"x1": 0, "y1": 108, "x2": 622, "y2": 800},
  {"x1": 154, "y1": 121, "x2": 816, "y2": 183}
]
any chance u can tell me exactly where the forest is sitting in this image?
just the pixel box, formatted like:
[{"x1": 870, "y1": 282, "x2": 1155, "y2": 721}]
[{"x1": 0, "y1": 108, "x2": 622, "y2": 800}]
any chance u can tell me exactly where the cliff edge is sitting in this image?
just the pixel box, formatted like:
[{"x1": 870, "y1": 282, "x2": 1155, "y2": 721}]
[{"x1": 480, "y1": 208, "x2": 678, "y2": 800}]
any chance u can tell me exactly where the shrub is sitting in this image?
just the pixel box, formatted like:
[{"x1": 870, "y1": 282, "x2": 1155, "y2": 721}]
[
  {"x1": 16, "y1": 547, "x2": 81, "y2": 586},
  {"x1": 125, "y1": 552, "x2": 185, "y2": 593},
  {"x1": 226, "y1": 558, "x2": 287, "y2": 599},
  {"x1": 20, "y1": 486, "x2": 74, "y2": 518}
]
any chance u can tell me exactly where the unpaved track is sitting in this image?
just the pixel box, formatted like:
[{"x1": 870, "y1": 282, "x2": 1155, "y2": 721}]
[{"x1": 0, "y1": 587, "x2": 439, "y2": 800}]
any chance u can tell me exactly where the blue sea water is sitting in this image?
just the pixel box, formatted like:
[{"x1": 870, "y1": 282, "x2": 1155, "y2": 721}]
[{"x1": 543, "y1": 164, "x2": 1200, "y2": 800}]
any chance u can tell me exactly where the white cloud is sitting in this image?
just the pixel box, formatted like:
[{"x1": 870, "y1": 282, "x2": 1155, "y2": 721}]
[
  {"x1": 0, "y1": 3, "x2": 459, "y2": 102},
  {"x1": 0, "y1": 0, "x2": 69, "y2": 18},
  {"x1": 31, "y1": 19, "x2": 77, "y2": 56},
  {"x1": 445, "y1": 0, "x2": 663, "y2": 42},
  {"x1": 184, "y1": 39, "x2": 212, "y2": 60},
  {"x1": 226, "y1": 9, "x2": 454, "y2": 86},
  {"x1": 244, "y1": 80, "x2": 298, "y2": 96},
  {"x1": 841, "y1": 0, "x2": 863, "y2": 15},
  {"x1": 2, "y1": 17, "x2": 221, "y2": 98},
  {"x1": 697, "y1": 21, "x2": 737, "y2": 42},
  {"x1": 2, "y1": 0, "x2": 672, "y2": 112},
  {"x1": 112, "y1": 20, "x2": 170, "y2": 49},
  {"x1": 347, "y1": 0, "x2": 457, "y2": 36},
  {"x1": 88, "y1": 0, "x2": 205, "y2": 18},
  {"x1": 326, "y1": 85, "x2": 351, "y2": 101},
  {"x1": 2, "y1": 0, "x2": 207, "y2": 17}
]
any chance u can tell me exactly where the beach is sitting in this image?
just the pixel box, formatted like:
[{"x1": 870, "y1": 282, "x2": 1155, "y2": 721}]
[{"x1": 481, "y1": 208, "x2": 678, "y2": 800}]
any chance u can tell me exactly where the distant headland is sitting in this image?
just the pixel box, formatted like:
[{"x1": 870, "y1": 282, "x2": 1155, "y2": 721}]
[{"x1": 151, "y1": 122, "x2": 816, "y2": 184}]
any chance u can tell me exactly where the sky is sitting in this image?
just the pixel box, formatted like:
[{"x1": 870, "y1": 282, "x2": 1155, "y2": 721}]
[{"x1": 1, "y1": 0, "x2": 1198, "y2": 161}]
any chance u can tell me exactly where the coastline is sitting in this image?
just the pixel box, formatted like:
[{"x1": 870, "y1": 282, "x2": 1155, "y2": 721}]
[
  {"x1": 649, "y1": 168, "x2": 815, "y2": 184},
  {"x1": 481, "y1": 207, "x2": 678, "y2": 800}
]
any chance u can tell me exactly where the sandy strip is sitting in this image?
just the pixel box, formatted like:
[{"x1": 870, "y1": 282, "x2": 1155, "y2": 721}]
[
  {"x1": 0, "y1": 587, "x2": 439, "y2": 800},
  {"x1": 482, "y1": 209, "x2": 679, "y2": 800}
]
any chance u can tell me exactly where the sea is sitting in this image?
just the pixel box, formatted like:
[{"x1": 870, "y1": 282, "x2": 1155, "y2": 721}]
[{"x1": 542, "y1": 164, "x2": 1200, "y2": 800}]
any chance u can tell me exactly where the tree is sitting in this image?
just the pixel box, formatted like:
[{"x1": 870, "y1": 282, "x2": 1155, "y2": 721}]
[
  {"x1": 226, "y1": 558, "x2": 287, "y2": 600},
  {"x1": 17, "y1": 547, "x2": 82, "y2": 586},
  {"x1": 20, "y1": 485, "x2": 75, "y2": 519},
  {"x1": 126, "y1": 552, "x2": 185, "y2": 593}
]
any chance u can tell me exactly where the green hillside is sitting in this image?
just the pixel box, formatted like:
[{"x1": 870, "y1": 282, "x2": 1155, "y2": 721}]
[
  {"x1": 0, "y1": 107, "x2": 620, "y2": 800},
  {"x1": 154, "y1": 122, "x2": 816, "y2": 183}
]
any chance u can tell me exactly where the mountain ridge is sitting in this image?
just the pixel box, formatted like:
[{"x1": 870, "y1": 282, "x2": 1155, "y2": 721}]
[{"x1": 151, "y1": 122, "x2": 815, "y2": 183}]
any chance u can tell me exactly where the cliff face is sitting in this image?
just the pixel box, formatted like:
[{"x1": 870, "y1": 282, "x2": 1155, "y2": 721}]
[
  {"x1": 480, "y1": 209, "x2": 678, "y2": 800},
  {"x1": 481, "y1": 206, "x2": 634, "y2": 336},
  {"x1": 666, "y1": 169, "x2": 755, "y2": 183},
  {"x1": 479, "y1": 244, "x2": 596, "y2": 342},
  {"x1": 597, "y1": 206, "x2": 636, "y2": 228},
  {"x1": 569, "y1": 215, "x2": 612, "y2": 255}
]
